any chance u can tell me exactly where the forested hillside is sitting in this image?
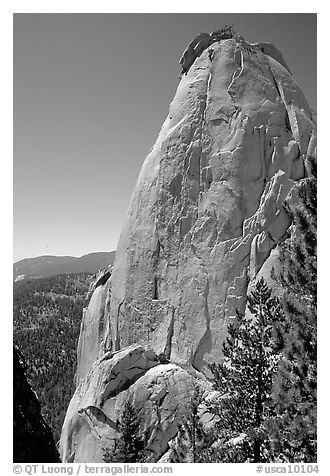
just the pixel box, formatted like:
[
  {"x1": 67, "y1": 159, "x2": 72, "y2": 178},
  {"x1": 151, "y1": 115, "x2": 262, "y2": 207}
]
[
  {"x1": 13, "y1": 273, "x2": 93, "y2": 442},
  {"x1": 14, "y1": 251, "x2": 115, "y2": 281}
]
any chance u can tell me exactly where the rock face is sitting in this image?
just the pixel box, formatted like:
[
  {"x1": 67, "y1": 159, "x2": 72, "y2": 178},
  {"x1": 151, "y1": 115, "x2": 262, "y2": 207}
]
[
  {"x1": 60, "y1": 345, "x2": 211, "y2": 462},
  {"x1": 60, "y1": 33, "x2": 316, "y2": 462},
  {"x1": 14, "y1": 346, "x2": 60, "y2": 462},
  {"x1": 106, "y1": 36, "x2": 316, "y2": 371},
  {"x1": 75, "y1": 266, "x2": 112, "y2": 385}
]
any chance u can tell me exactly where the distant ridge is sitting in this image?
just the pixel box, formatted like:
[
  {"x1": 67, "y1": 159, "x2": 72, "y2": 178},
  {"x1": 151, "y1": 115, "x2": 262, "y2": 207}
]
[{"x1": 13, "y1": 251, "x2": 116, "y2": 281}]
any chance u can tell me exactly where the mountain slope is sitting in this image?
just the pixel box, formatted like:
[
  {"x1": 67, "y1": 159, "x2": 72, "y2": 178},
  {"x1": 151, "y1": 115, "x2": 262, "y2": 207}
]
[{"x1": 13, "y1": 251, "x2": 115, "y2": 281}]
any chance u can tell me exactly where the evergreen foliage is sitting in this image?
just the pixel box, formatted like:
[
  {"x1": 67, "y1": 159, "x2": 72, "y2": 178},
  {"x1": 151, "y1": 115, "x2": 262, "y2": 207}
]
[
  {"x1": 270, "y1": 153, "x2": 317, "y2": 462},
  {"x1": 103, "y1": 401, "x2": 148, "y2": 463},
  {"x1": 169, "y1": 386, "x2": 213, "y2": 463},
  {"x1": 156, "y1": 352, "x2": 170, "y2": 364},
  {"x1": 211, "y1": 25, "x2": 236, "y2": 39},
  {"x1": 13, "y1": 273, "x2": 92, "y2": 441},
  {"x1": 209, "y1": 278, "x2": 285, "y2": 462}
]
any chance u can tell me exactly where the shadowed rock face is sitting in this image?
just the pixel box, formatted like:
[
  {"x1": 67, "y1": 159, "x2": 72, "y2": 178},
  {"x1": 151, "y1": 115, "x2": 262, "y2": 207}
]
[
  {"x1": 14, "y1": 347, "x2": 60, "y2": 463},
  {"x1": 105, "y1": 37, "x2": 316, "y2": 371},
  {"x1": 60, "y1": 35, "x2": 316, "y2": 463}
]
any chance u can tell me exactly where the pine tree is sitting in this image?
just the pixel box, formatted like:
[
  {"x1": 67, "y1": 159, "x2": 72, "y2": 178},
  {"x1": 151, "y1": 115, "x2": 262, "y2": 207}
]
[
  {"x1": 209, "y1": 278, "x2": 285, "y2": 462},
  {"x1": 270, "y1": 152, "x2": 317, "y2": 462},
  {"x1": 169, "y1": 386, "x2": 213, "y2": 463},
  {"x1": 103, "y1": 400, "x2": 147, "y2": 463}
]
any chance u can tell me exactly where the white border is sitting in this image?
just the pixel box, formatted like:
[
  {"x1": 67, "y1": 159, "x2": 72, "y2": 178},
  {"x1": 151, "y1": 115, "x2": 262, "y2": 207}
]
[{"x1": 3, "y1": 3, "x2": 324, "y2": 474}]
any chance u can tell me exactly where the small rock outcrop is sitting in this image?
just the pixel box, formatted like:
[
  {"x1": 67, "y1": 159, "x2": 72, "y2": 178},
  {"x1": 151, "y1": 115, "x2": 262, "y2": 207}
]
[
  {"x1": 75, "y1": 266, "x2": 112, "y2": 385},
  {"x1": 179, "y1": 26, "x2": 237, "y2": 75},
  {"x1": 14, "y1": 346, "x2": 60, "y2": 462},
  {"x1": 60, "y1": 32, "x2": 316, "y2": 462}
]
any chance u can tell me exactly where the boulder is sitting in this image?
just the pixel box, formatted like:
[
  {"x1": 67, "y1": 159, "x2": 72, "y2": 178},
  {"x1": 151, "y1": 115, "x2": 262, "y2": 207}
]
[
  {"x1": 60, "y1": 345, "x2": 212, "y2": 462},
  {"x1": 252, "y1": 41, "x2": 292, "y2": 74},
  {"x1": 60, "y1": 344, "x2": 159, "y2": 462},
  {"x1": 179, "y1": 32, "x2": 211, "y2": 74}
]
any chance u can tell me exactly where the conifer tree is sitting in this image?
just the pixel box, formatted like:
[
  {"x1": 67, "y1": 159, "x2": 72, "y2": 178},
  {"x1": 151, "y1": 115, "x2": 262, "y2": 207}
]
[
  {"x1": 169, "y1": 386, "x2": 213, "y2": 463},
  {"x1": 270, "y1": 151, "x2": 317, "y2": 462},
  {"x1": 209, "y1": 278, "x2": 285, "y2": 462},
  {"x1": 103, "y1": 400, "x2": 147, "y2": 463}
]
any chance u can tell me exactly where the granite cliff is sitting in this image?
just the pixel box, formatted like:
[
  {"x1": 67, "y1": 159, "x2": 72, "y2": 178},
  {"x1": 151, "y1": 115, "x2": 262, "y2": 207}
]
[{"x1": 60, "y1": 32, "x2": 316, "y2": 462}]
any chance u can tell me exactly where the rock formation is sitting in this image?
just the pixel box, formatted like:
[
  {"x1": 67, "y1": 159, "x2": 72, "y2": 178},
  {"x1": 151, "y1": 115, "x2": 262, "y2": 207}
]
[
  {"x1": 179, "y1": 26, "x2": 236, "y2": 76},
  {"x1": 75, "y1": 265, "x2": 112, "y2": 385},
  {"x1": 60, "y1": 32, "x2": 316, "y2": 462},
  {"x1": 61, "y1": 344, "x2": 213, "y2": 462},
  {"x1": 106, "y1": 34, "x2": 316, "y2": 369},
  {"x1": 14, "y1": 346, "x2": 60, "y2": 462}
]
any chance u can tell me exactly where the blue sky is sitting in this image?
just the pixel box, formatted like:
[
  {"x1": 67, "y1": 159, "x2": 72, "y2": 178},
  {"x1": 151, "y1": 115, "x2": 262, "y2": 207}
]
[{"x1": 13, "y1": 13, "x2": 316, "y2": 262}]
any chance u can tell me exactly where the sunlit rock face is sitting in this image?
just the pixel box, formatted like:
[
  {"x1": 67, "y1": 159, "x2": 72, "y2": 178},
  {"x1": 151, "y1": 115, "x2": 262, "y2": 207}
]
[
  {"x1": 75, "y1": 266, "x2": 112, "y2": 385},
  {"x1": 60, "y1": 35, "x2": 316, "y2": 463},
  {"x1": 106, "y1": 37, "x2": 316, "y2": 372}
]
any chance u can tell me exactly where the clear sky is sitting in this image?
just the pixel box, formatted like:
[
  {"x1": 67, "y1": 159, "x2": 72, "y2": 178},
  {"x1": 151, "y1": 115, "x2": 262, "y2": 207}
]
[{"x1": 13, "y1": 13, "x2": 317, "y2": 262}]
